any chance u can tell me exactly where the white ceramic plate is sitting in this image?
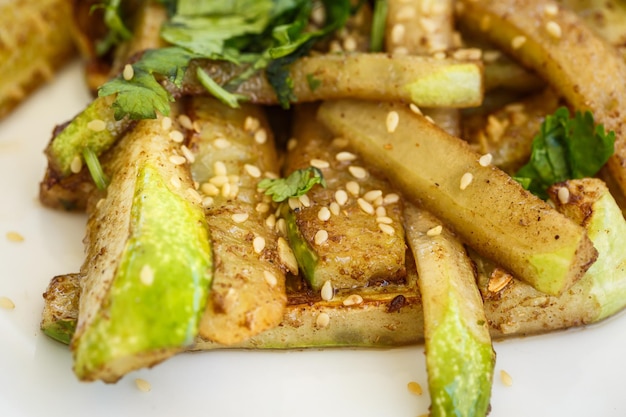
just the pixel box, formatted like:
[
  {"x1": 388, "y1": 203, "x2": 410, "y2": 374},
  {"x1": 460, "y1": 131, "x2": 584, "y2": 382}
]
[{"x1": 1, "y1": 61, "x2": 625, "y2": 417}]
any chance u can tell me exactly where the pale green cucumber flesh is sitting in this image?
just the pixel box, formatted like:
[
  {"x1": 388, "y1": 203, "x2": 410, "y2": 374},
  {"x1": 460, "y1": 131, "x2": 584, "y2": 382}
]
[
  {"x1": 73, "y1": 163, "x2": 212, "y2": 376},
  {"x1": 427, "y1": 295, "x2": 494, "y2": 417}
]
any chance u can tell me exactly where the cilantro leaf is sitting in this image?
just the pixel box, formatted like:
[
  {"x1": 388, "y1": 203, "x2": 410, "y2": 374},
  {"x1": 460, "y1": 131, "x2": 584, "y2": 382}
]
[
  {"x1": 196, "y1": 67, "x2": 248, "y2": 108},
  {"x1": 98, "y1": 0, "x2": 352, "y2": 119},
  {"x1": 515, "y1": 106, "x2": 615, "y2": 199},
  {"x1": 258, "y1": 167, "x2": 326, "y2": 202},
  {"x1": 99, "y1": 47, "x2": 200, "y2": 120},
  {"x1": 92, "y1": 0, "x2": 133, "y2": 55}
]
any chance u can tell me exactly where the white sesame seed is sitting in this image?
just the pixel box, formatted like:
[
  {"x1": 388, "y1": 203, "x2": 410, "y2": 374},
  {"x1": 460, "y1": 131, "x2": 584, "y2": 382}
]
[
  {"x1": 123, "y1": 64, "x2": 134, "y2": 80},
  {"x1": 376, "y1": 216, "x2": 393, "y2": 224},
  {"x1": 181, "y1": 145, "x2": 195, "y2": 163},
  {"x1": 363, "y1": 189, "x2": 383, "y2": 202},
  {"x1": 0, "y1": 296, "x2": 15, "y2": 309},
  {"x1": 140, "y1": 264, "x2": 154, "y2": 286},
  {"x1": 500, "y1": 370, "x2": 513, "y2": 387},
  {"x1": 318, "y1": 207, "x2": 331, "y2": 221},
  {"x1": 329, "y1": 202, "x2": 341, "y2": 216},
  {"x1": 348, "y1": 166, "x2": 368, "y2": 180},
  {"x1": 87, "y1": 119, "x2": 106, "y2": 132},
  {"x1": 169, "y1": 155, "x2": 187, "y2": 165},
  {"x1": 244, "y1": 164, "x2": 262, "y2": 178},
  {"x1": 228, "y1": 184, "x2": 239, "y2": 198},
  {"x1": 511, "y1": 35, "x2": 527, "y2": 49},
  {"x1": 391, "y1": 24, "x2": 405, "y2": 44},
  {"x1": 288, "y1": 197, "x2": 302, "y2": 210},
  {"x1": 265, "y1": 214, "x2": 277, "y2": 229},
  {"x1": 346, "y1": 181, "x2": 360, "y2": 196},
  {"x1": 228, "y1": 174, "x2": 240, "y2": 184},
  {"x1": 135, "y1": 378, "x2": 152, "y2": 392},
  {"x1": 357, "y1": 198, "x2": 375, "y2": 215},
  {"x1": 287, "y1": 138, "x2": 298, "y2": 151},
  {"x1": 483, "y1": 50, "x2": 502, "y2": 63},
  {"x1": 424, "y1": 115, "x2": 435, "y2": 124},
  {"x1": 254, "y1": 128, "x2": 268, "y2": 144},
  {"x1": 213, "y1": 161, "x2": 227, "y2": 176},
  {"x1": 336, "y1": 151, "x2": 357, "y2": 162},
  {"x1": 433, "y1": 51, "x2": 447, "y2": 60},
  {"x1": 253, "y1": 236, "x2": 266, "y2": 253},
  {"x1": 201, "y1": 182, "x2": 220, "y2": 196},
  {"x1": 321, "y1": 280, "x2": 334, "y2": 301},
  {"x1": 557, "y1": 186, "x2": 570, "y2": 204},
  {"x1": 176, "y1": 114, "x2": 193, "y2": 130},
  {"x1": 311, "y1": 5, "x2": 325, "y2": 25},
  {"x1": 161, "y1": 116, "x2": 172, "y2": 131},
  {"x1": 386, "y1": 111, "x2": 400, "y2": 133},
  {"x1": 407, "y1": 381, "x2": 423, "y2": 396},
  {"x1": 169, "y1": 130, "x2": 185, "y2": 143},
  {"x1": 232, "y1": 213, "x2": 249, "y2": 223},
  {"x1": 383, "y1": 193, "x2": 400, "y2": 204},
  {"x1": 460, "y1": 172, "x2": 474, "y2": 190},
  {"x1": 544, "y1": 4, "x2": 559, "y2": 16},
  {"x1": 299, "y1": 194, "x2": 311, "y2": 207},
  {"x1": 310, "y1": 158, "x2": 330, "y2": 169},
  {"x1": 343, "y1": 36, "x2": 357, "y2": 52},
  {"x1": 221, "y1": 183, "x2": 232, "y2": 197},
  {"x1": 546, "y1": 21, "x2": 562, "y2": 39},
  {"x1": 332, "y1": 137, "x2": 349, "y2": 148},
  {"x1": 378, "y1": 223, "x2": 395, "y2": 235},
  {"x1": 276, "y1": 218, "x2": 287, "y2": 235},
  {"x1": 409, "y1": 103, "x2": 422, "y2": 115},
  {"x1": 6, "y1": 231, "x2": 24, "y2": 242},
  {"x1": 244, "y1": 116, "x2": 260, "y2": 132},
  {"x1": 264, "y1": 270, "x2": 278, "y2": 287},
  {"x1": 170, "y1": 175, "x2": 182, "y2": 189},
  {"x1": 329, "y1": 39, "x2": 343, "y2": 53},
  {"x1": 70, "y1": 155, "x2": 82, "y2": 173},
  {"x1": 278, "y1": 237, "x2": 299, "y2": 274},
  {"x1": 329, "y1": 192, "x2": 347, "y2": 211},
  {"x1": 426, "y1": 225, "x2": 443, "y2": 236},
  {"x1": 314, "y1": 229, "x2": 329, "y2": 245},
  {"x1": 373, "y1": 196, "x2": 384, "y2": 207},
  {"x1": 209, "y1": 175, "x2": 229, "y2": 187},
  {"x1": 202, "y1": 196, "x2": 214, "y2": 208},
  {"x1": 255, "y1": 202, "x2": 270, "y2": 213},
  {"x1": 316, "y1": 312, "x2": 330, "y2": 328},
  {"x1": 375, "y1": 206, "x2": 386, "y2": 217},
  {"x1": 479, "y1": 153, "x2": 493, "y2": 167},
  {"x1": 213, "y1": 138, "x2": 231, "y2": 149},
  {"x1": 343, "y1": 294, "x2": 364, "y2": 306}
]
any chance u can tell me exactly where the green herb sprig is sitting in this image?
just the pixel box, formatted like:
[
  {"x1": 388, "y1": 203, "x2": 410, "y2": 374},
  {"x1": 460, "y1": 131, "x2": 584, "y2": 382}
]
[
  {"x1": 515, "y1": 107, "x2": 615, "y2": 199},
  {"x1": 98, "y1": 0, "x2": 352, "y2": 120}
]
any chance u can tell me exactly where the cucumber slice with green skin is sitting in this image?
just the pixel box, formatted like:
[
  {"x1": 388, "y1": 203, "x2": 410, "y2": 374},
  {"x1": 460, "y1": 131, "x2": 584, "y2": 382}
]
[
  {"x1": 549, "y1": 179, "x2": 626, "y2": 321},
  {"x1": 45, "y1": 95, "x2": 133, "y2": 177},
  {"x1": 282, "y1": 104, "x2": 406, "y2": 290},
  {"x1": 318, "y1": 99, "x2": 597, "y2": 296},
  {"x1": 404, "y1": 206, "x2": 494, "y2": 417},
  {"x1": 187, "y1": 97, "x2": 288, "y2": 345},
  {"x1": 41, "y1": 178, "x2": 626, "y2": 353},
  {"x1": 71, "y1": 119, "x2": 212, "y2": 382}
]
